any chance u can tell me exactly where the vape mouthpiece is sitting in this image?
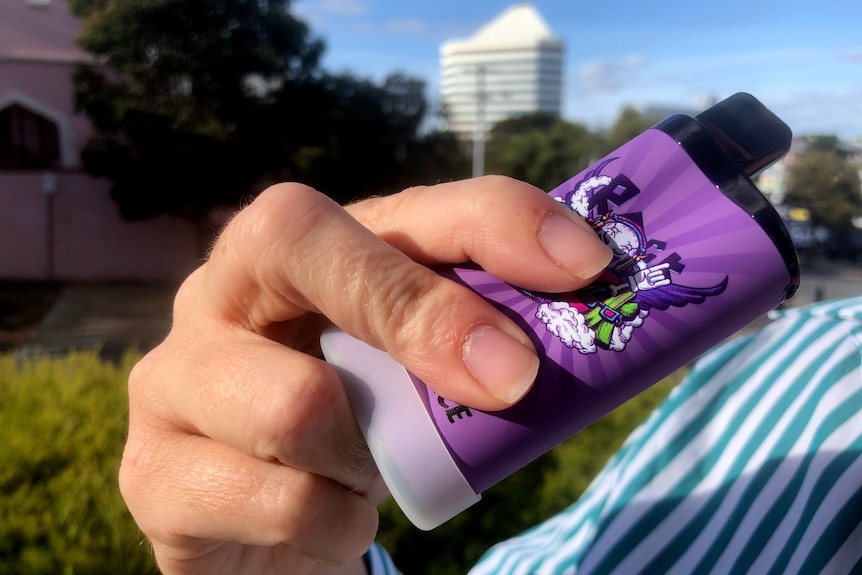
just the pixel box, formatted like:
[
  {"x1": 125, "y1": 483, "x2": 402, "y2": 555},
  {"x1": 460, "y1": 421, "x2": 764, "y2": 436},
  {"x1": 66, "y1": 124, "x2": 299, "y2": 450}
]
[{"x1": 695, "y1": 93, "x2": 792, "y2": 178}]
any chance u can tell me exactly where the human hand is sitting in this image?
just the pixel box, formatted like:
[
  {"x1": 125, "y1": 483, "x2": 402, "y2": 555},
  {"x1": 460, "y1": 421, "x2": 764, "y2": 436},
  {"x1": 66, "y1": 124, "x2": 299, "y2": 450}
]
[
  {"x1": 627, "y1": 262, "x2": 672, "y2": 292},
  {"x1": 119, "y1": 176, "x2": 613, "y2": 575}
]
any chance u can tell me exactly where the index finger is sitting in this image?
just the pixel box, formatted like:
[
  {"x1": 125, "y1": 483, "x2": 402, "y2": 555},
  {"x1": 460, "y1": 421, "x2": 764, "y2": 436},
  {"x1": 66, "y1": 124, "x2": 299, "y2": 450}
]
[
  {"x1": 202, "y1": 179, "x2": 610, "y2": 410},
  {"x1": 347, "y1": 176, "x2": 612, "y2": 291}
]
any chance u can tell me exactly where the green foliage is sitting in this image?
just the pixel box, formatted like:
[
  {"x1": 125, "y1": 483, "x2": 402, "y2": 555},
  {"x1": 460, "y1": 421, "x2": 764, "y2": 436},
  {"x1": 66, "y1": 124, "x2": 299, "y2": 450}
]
[
  {"x1": 377, "y1": 371, "x2": 683, "y2": 575},
  {"x1": 70, "y1": 0, "x2": 325, "y2": 219},
  {"x1": 484, "y1": 107, "x2": 669, "y2": 191},
  {"x1": 0, "y1": 351, "x2": 156, "y2": 575},
  {"x1": 69, "y1": 0, "x2": 467, "y2": 220},
  {"x1": 262, "y1": 71, "x2": 469, "y2": 201},
  {"x1": 70, "y1": 0, "x2": 323, "y2": 127},
  {"x1": 600, "y1": 106, "x2": 665, "y2": 154},
  {"x1": 538, "y1": 371, "x2": 683, "y2": 513},
  {"x1": 784, "y1": 144, "x2": 862, "y2": 229},
  {"x1": 0, "y1": 344, "x2": 681, "y2": 575},
  {"x1": 485, "y1": 114, "x2": 602, "y2": 191},
  {"x1": 803, "y1": 135, "x2": 842, "y2": 154}
]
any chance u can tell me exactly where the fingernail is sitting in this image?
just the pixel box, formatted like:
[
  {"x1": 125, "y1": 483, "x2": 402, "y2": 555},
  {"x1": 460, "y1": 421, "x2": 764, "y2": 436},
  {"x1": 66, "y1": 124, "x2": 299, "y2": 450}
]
[
  {"x1": 462, "y1": 324, "x2": 539, "y2": 405},
  {"x1": 539, "y1": 212, "x2": 613, "y2": 281}
]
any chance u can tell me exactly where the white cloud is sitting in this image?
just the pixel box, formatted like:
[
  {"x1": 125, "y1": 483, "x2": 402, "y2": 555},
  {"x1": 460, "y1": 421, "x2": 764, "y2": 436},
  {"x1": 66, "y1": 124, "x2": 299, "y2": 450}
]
[
  {"x1": 294, "y1": 1, "x2": 459, "y2": 40},
  {"x1": 381, "y1": 19, "x2": 428, "y2": 36},
  {"x1": 766, "y1": 87, "x2": 862, "y2": 140},
  {"x1": 836, "y1": 49, "x2": 862, "y2": 64},
  {"x1": 292, "y1": 0, "x2": 368, "y2": 26},
  {"x1": 315, "y1": 0, "x2": 368, "y2": 15},
  {"x1": 576, "y1": 55, "x2": 650, "y2": 93}
]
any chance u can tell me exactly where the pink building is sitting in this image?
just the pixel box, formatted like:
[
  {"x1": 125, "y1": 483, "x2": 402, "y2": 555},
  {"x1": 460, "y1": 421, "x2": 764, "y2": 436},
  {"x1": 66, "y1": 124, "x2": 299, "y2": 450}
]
[{"x1": 0, "y1": 0, "x2": 209, "y2": 282}]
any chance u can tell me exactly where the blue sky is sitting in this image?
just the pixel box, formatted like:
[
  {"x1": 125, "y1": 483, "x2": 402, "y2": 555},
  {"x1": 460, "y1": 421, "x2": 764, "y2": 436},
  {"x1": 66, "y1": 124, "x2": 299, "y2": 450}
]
[{"x1": 292, "y1": 0, "x2": 862, "y2": 141}]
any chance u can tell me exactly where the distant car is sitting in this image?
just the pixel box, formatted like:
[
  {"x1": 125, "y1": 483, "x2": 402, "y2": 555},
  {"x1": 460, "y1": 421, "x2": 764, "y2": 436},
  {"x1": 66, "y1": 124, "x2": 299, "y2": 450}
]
[
  {"x1": 784, "y1": 219, "x2": 815, "y2": 251},
  {"x1": 821, "y1": 228, "x2": 862, "y2": 263}
]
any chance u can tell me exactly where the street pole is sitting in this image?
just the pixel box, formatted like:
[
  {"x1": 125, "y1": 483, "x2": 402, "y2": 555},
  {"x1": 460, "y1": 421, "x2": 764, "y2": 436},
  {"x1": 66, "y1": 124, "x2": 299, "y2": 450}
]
[
  {"x1": 472, "y1": 65, "x2": 486, "y2": 178},
  {"x1": 42, "y1": 170, "x2": 57, "y2": 280}
]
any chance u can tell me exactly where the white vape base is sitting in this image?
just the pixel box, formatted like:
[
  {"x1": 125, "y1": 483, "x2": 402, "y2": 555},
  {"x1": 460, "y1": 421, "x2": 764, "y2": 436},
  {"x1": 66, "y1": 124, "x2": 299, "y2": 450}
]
[{"x1": 320, "y1": 327, "x2": 481, "y2": 530}]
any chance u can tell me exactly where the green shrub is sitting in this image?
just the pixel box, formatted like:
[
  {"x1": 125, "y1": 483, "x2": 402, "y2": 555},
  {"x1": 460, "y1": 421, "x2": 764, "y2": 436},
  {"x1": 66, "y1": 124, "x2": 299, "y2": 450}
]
[
  {"x1": 0, "y1": 350, "x2": 156, "y2": 575},
  {"x1": 0, "y1": 347, "x2": 682, "y2": 575}
]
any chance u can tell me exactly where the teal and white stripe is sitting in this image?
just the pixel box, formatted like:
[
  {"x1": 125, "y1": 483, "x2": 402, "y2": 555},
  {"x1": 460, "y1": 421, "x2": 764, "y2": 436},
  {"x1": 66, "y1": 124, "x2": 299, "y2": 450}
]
[
  {"x1": 364, "y1": 542, "x2": 401, "y2": 575},
  {"x1": 468, "y1": 296, "x2": 862, "y2": 575}
]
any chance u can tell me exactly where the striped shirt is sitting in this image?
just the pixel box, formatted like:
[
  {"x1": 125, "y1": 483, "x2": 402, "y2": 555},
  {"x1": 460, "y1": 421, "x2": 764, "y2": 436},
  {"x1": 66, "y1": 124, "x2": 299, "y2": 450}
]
[
  {"x1": 364, "y1": 542, "x2": 402, "y2": 575},
  {"x1": 368, "y1": 296, "x2": 862, "y2": 575}
]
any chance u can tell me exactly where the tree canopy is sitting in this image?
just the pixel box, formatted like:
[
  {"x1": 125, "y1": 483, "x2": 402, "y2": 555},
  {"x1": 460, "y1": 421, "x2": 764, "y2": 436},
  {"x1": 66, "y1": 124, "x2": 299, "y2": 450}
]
[
  {"x1": 70, "y1": 0, "x2": 468, "y2": 220},
  {"x1": 67, "y1": 2, "x2": 858, "y2": 239},
  {"x1": 482, "y1": 107, "x2": 667, "y2": 192},
  {"x1": 600, "y1": 106, "x2": 664, "y2": 153},
  {"x1": 784, "y1": 138, "x2": 862, "y2": 229},
  {"x1": 484, "y1": 113, "x2": 602, "y2": 192}
]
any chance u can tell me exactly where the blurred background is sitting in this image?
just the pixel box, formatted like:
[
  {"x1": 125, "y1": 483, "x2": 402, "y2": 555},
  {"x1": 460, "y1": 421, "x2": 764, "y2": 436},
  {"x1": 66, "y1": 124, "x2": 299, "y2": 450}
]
[{"x1": 0, "y1": 0, "x2": 860, "y2": 573}]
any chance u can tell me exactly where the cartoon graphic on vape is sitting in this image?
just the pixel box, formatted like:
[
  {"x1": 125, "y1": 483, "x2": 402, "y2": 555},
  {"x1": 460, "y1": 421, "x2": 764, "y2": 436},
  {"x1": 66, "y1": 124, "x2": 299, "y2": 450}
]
[
  {"x1": 523, "y1": 159, "x2": 728, "y2": 354},
  {"x1": 438, "y1": 395, "x2": 473, "y2": 423}
]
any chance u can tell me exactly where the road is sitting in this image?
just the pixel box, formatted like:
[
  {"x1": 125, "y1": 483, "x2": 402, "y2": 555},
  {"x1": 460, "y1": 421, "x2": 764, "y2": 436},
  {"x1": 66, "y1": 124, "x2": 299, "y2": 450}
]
[
  {"x1": 22, "y1": 283, "x2": 177, "y2": 361},
  {"x1": 17, "y1": 258, "x2": 862, "y2": 361},
  {"x1": 792, "y1": 257, "x2": 862, "y2": 307}
]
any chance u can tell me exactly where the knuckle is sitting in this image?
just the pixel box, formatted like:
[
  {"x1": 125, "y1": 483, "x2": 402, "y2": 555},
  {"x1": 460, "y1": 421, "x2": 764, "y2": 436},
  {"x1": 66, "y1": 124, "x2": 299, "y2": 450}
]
[
  {"x1": 251, "y1": 358, "x2": 378, "y2": 487},
  {"x1": 117, "y1": 438, "x2": 145, "y2": 501},
  {"x1": 264, "y1": 472, "x2": 325, "y2": 544},
  {"x1": 170, "y1": 268, "x2": 205, "y2": 320},
  {"x1": 253, "y1": 183, "x2": 332, "y2": 232},
  {"x1": 254, "y1": 182, "x2": 321, "y2": 215},
  {"x1": 479, "y1": 174, "x2": 519, "y2": 188},
  {"x1": 253, "y1": 363, "x2": 339, "y2": 462},
  {"x1": 126, "y1": 344, "x2": 170, "y2": 414},
  {"x1": 368, "y1": 263, "x2": 448, "y2": 349},
  {"x1": 117, "y1": 431, "x2": 171, "y2": 536},
  {"x1": 265, "y1": 472, "x2": 377, "y2": 563},
  {"x1": 349, "y1": 188, "x2": 410, "y2": 230},
  {"x1": 476, "y1": 175, "x2": 546, "y2": 215},
  {"x1": 217, "y1": 183, "x2": 331, "y2": 260},
  {"x1": 477, "y1": 175, "x2": 532, "y2": 204},
  {"x1": 265, "y1": 476, "x2": 304, "y2": 542},
  {"x1": 126, "y1": 354, "x2": 151, "y2": 397}
]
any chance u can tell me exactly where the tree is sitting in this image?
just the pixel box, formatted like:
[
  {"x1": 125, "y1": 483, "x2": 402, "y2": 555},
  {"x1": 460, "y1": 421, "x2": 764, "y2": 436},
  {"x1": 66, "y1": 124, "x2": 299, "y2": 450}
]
[
  {"x1": 487, "y1": 112, "x2": 558, "y2": 139},
  {"x1": 484, "y1": 114, "x2": 602, "y2": 192},
  {"x1": 247, "y1": 70, "x2": 468, "y2": 203},
  {"x1": 600, "y1": 106, "x2": 665, "y2": 154},
  {"x1": 784, "y1": 141, "x2": 862, "y2": 229},
  {"x1": 70, "y1": 0, "x2": 458, "y2": 220},
  {"x1": 70, "y1": 0, "x2": 326, "y2": 220},
  {"x1": 482, "y1": 107, "x2": 672, "y2": 194}
]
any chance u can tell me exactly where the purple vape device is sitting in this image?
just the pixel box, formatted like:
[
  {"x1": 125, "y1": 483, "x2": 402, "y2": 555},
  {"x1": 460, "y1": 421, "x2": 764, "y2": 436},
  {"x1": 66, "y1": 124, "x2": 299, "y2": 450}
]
[{"x1": 321, "y1": 93, "x2": 800, "y2": 530}]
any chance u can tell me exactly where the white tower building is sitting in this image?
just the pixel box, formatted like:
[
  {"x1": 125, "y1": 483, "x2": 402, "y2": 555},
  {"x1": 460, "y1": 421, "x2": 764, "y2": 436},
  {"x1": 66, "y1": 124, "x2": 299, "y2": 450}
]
[{"x1": 440, "y1": 4, "x2": 564, "y2": 141}]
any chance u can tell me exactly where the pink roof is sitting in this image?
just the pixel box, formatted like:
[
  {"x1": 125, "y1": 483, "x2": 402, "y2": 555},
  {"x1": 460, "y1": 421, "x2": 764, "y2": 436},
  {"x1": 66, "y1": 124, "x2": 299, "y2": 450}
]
[{"x1": 0, "y1": 0, "x2": 88, "y2": 62}]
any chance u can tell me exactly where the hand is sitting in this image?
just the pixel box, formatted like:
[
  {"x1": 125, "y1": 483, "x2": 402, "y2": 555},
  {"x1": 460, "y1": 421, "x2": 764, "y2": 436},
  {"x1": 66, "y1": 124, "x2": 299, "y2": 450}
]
[
  {"x1": 627, "y1": 262, "x2": 672, "y2": 292},
  {"x1": 119, "y1": 176, "x2": 612, "y2": 575}
]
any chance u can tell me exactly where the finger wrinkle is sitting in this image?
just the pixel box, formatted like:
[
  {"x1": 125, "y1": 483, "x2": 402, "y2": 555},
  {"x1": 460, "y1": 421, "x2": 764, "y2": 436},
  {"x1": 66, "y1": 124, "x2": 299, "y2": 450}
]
[
  {"x1": 259, "y1": 469, "x2": 327, "y2": 547},
  {"x1": 346, "y1": 188, "x2": 410, "y2": 233},
  {"x1": 369, "y1": 261, "x2": 446, "y2": 350}
]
